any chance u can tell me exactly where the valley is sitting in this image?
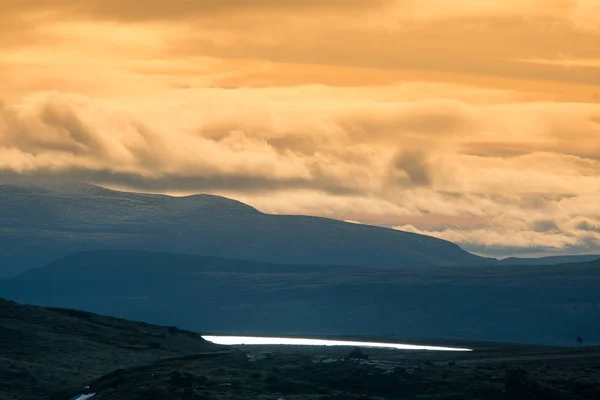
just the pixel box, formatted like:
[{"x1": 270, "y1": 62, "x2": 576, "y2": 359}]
[{"x1": 2, "y1": 298, "x2": 599, "y2": 400}]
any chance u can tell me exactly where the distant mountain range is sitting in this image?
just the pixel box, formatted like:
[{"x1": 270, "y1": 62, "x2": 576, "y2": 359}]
[
  {"x1": 3, "y1": 249, "x2": 598, "y2": 345},
  {"x1": 0, "y1": 183, "x2": 495, "y2": 277},
  {"x1": 499, "y1": 254, "x2": 600, "y2": 265},
  {"x1": 2, "y1": 183, "x2": 598, "y2": 345},
  {"x1": 2, "y1": 183, "x2": 597, "y2": 278}
]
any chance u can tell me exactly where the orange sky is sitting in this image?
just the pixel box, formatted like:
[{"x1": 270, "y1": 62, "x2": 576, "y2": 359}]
[{"x1": 1, "y1": 0, "x2": 599, "y2": 257}]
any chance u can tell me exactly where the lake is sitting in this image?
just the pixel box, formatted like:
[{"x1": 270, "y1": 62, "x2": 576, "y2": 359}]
[{"x1": 202, "y1": 335, "x2": 472, "y2": 351}]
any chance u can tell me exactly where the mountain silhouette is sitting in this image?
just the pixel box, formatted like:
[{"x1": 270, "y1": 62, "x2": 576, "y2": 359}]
[{"x1": 0, "y1": 183, "x2": 492, "y2": 277}]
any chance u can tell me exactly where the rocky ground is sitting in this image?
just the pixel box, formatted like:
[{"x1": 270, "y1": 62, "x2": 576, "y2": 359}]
[{"x1": 75, "y1": 343, "x2": 600, "y2": 400}]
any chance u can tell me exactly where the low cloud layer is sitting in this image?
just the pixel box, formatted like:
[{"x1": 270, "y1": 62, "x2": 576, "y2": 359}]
[{"x1": 1, "y1": 88, "x2": 599, "y2": 256}]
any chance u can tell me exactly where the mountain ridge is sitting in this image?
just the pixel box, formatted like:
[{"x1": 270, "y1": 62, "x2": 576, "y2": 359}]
[
  {"x1": 498, "y1": 254, "x2": 600, "y2": 265},
  {"x1": 0, "y1": 183, "x2": 491, "y2": 277},
  {"x1": 2, "y1": 182, "x2": 596, "y2": 278}
]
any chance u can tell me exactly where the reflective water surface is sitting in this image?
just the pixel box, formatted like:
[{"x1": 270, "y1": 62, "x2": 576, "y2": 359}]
[{"x1": 202, "y1": 335, "x2": 473, "y2": 352}]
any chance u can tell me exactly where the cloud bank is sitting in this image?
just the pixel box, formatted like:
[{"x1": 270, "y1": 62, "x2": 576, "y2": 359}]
[
  {"x1": 1, "y1": 88, "x2": 599, "y2": 256},
  {"x1": 1, "y1": 0, "x2": 599, "y2": 256}
]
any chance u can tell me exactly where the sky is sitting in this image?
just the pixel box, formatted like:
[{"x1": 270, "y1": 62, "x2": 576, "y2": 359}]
[{"x1": 1, "y1": 0, "x2": 599, "y2": 258}]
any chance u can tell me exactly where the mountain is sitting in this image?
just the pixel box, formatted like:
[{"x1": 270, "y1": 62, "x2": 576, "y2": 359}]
[
  {"x1": 499, "y1": 254, "x2": 600, "y2": 266},
  {"x1": 0, "y1": 183, "x2": 493, "y2": 277},
  {"x1": 0, "y1": 297, "x2": 217, "y2": 400},
  {"x1": 3, "y1": 250, "x2": 599, "y2": 346}
]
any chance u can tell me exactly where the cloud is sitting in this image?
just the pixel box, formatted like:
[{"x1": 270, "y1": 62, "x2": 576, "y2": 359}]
[
  {"x1": 1, "y1": 88, "x2": 599, "y2": 256},
  {"x1": 0, "y1": 91, "x2": 386, "y2": 194},
  {"x1": 4, "y1": 0, "x2": 598, "y2": 29},
  {"x1": 162, "y1": 16, "x2": 599, "y2": 87},
  {"x1": 2, "y1": 0, "x2": 599, "y2": 97},
  {"x1": 344, "y1": 220, "x2": 363, "y2": 225},
  {"x1": 2, "y1": 90, "x2": 599, "y2": 196},
  {"x1": 1, "y1": 0, "x2": 599, "y2": 257},
  {"x1": 396, "y1": 223, "x2": 600, "y2": 257},
  {"x1": 391, "y1": 152, "x2": 432, "y2": 187},
  {"x1": 392, "y1": 192, "x2": 600, "y2": 256},
  {"x1": 0, "y1": 169, "x2": 361, "y2": 195},
  {"x1": 1, "y1": 0, "x2": 393, "y2": 22},
  {"x1": 517, "y1": 58, "x2": 600, "y2": 68}
]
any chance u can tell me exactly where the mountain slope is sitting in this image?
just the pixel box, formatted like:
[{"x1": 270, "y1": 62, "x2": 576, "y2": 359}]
[
  {"x1": 499, "y1": 254, "x2": 600, "y2": 265},
  {"x1": 0, "y1": 183, "x2": 492, "y2": 277},
  {"x1": 3, "y1": 250, "x2": 599, "y2": 345},
  {"x1": 0, "y1": 297, "x2": 217, "y2": 400}
]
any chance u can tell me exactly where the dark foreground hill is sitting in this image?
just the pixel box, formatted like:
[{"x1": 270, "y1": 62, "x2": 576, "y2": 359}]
[
  {"x1": 0, "y1": 183, "x2": 492, "y2": 277},
  {"x1": 3, "y1": 250, "x2": 599, "y2": 346},
  {"x1": 74, "y1": 341, "x2": 600, "y2": 400},
  {"x1": 0, "y1": 298, "x2": 218, "y2": 400}
]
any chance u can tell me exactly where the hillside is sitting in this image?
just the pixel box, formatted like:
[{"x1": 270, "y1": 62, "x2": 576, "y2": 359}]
[
  {"x1": 0, "y1": 183, "x2": 494, "y2": 277},
  {"x1": 2, "y1": 298, "x2": 599, "y2": 400},
  {"x1": 3, "y1": 250, "x2": 599, "y2": 346},
  {"x1": 0, "y1": 297, "x2": 218, "y2": 400},
  {"x1": 64, "y1": 340, "x2": 600, "y2": 400}
]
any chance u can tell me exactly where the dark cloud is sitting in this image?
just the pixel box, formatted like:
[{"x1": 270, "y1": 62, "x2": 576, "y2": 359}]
[
  {"x1": 3, "y1": 100, "x2": 85, "y2": 154},
  {"x1": 40, "y1": 104, "x2": 103, "y2": 154},
  {"x1": 460, "y1": 142, "x2": 537, "y2": 158},
  {"x1": 1, "y1": 0, "x2": 392, "y2": 22},
  {"x1": 531, "y1": 219, "x2": 560, "y2": 233},
  {"x1": 392, "y1": 152, "x2": 432, "y2": 187},
  {"x1": 0, "y1": 93, "x2": 366, "y2": 195},
  {"x1": 0, "y1": 169, "x2": 361, "y2": 195},
  {"x1": 575, "y1": 220, "x2": 600, "y2": 233}
]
